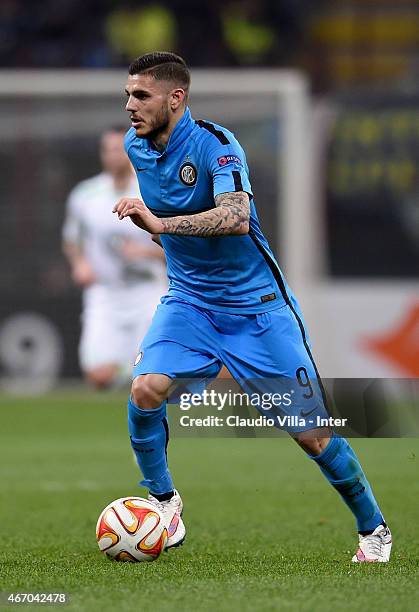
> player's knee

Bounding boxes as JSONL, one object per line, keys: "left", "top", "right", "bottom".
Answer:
{"left": 131, "top": 375, "right": 166, "bottom": 409}
{"left": 294, "top": 428, "right": 331, "bottom": 456}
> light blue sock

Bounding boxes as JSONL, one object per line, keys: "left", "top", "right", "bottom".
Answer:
{"left": 310, "top": 435, "right": 385, "bottom": 533}
{"left": 128, "top": 395, "right": 174, "bottom": 496}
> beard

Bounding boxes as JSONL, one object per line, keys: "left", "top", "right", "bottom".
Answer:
{"left": 142, "top": 104, "right": 170, "bottom": 141}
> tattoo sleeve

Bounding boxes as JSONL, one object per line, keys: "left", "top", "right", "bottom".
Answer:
{"left": 161, "top": 191, "right": 250, "bottom": 237}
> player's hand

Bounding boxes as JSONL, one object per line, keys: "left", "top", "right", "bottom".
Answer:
{"left": 72, "top": 258, "right": 96, "bottom": 287}
{"left": 112, "top": 198, "right": 164, "bottom": 234}
{"left": 119, "top": 239, "right": 159, "bottom": 260}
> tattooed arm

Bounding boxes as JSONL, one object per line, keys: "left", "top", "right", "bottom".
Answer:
{"left": 113, "top": 192, "right": 250, "bottom": 237}
{"left": 161, "top": 191, "right": 249, "bottom": 237}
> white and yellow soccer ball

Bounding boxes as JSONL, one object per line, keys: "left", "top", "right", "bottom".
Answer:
{"left": 96, "top": 497, "right": 168, "bottom": 562}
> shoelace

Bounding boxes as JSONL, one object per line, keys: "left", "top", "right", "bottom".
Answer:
{"left": 148, "top": 495, "right": 166, "bottom": 513}
{"left": 149, "top": 495, "right": 180, "bottom": 516}
{"left": 363, "top": 533, "right": 385, "bottom": 557}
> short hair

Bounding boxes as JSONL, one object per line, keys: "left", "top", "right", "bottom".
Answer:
{"left": 128, "top": 52, "right": 190, "bottom": 92}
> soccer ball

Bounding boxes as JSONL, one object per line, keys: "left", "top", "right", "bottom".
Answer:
{"left": 96, "top": 497, "right": 168, "bottom": 562}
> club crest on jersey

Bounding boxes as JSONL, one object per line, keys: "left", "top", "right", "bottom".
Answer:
{"left": 179, "top": 162, "right": 197, "bottom": 186}
{"left": 134, "top": 351, "right": 143, "bottom": 366}
{"left": 217, "top": 155, "right": 242, "bottom": 167}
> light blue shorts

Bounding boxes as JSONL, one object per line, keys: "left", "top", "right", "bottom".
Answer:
{"left": 132, "top": 295, "right": 329, "bottom": 432}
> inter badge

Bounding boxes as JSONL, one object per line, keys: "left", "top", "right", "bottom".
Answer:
{"left": 179, "top": 162, "right": 197, "bottom": 186}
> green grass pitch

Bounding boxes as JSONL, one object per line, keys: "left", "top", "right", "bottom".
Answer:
{"left": 0, "top": 391, "right": 418, "bottom": 612}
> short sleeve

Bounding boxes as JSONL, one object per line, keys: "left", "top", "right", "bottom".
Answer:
{"left": 205, "top": 138, "right": 253, "bottom": 198}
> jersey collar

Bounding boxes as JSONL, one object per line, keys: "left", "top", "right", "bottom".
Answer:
{"left": 143, "top": 107, "right": 194, "bottom": 158}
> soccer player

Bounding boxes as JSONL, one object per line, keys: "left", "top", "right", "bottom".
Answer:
{"left": 114, "top": 52, "right": 392, "bottom": 562}
{"left": 63, "top": 126, "right": 167, "bottom": 389}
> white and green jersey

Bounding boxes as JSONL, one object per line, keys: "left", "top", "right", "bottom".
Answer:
{"left": 62, "top": 172, "right": 165, "bottom": 287}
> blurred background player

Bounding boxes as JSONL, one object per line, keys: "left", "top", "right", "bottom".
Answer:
{"left": 62, "top": 126, "right": 167, "bottom": 389}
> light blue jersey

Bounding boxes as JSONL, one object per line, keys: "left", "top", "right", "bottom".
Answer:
{"left": 125, "top": 107, "right": 291, "bottom": 314}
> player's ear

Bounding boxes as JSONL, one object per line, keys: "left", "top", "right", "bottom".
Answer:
{"left": 170, "top": 88, "right": 186, "bottom": 111}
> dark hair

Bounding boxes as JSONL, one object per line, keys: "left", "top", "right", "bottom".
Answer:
{"left": 128, "top": 52, "right": 190, "bottom": 91}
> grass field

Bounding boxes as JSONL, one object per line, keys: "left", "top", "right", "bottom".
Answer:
{"left": 0, "top": 391, "right": 418, "bottom": 612}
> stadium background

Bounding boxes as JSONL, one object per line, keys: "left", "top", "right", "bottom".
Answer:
{"left": 0, "top": 2, "right": 418, "bottom": 610}
{"left": 0, "top": 0, "right": 418, "bottom": 388}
